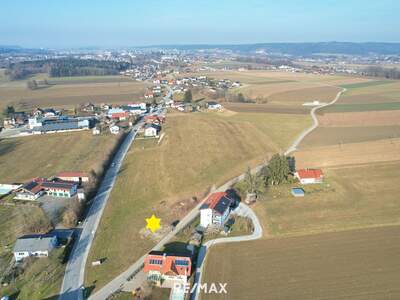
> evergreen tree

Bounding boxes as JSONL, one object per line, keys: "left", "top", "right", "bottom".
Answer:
{"left": 183, "top": 90, "right": 193, "bottom": 103}
{"left": 264, "top": 154, "right": 291, "bottom": 185}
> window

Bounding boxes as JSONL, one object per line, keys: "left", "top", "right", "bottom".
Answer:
{"left": 149, "top": 259, "right": 163, "bottom": 265}
{"left": 175, "top": 259, "right": 189, "bottom": 266}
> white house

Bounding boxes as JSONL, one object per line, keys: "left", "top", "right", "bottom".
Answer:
{"left": 14, "top": 180, "right": 44, "bottom": 201}
{"left": 144, "top": 124, "right": 161, "bottom": 137}
{"left": 207, "top": 101, "right": 223, "bottom": 110}
{"left": 200, "top": 192, "right": 234, "bottom": 228}
{"left": 13, "top": 234, "right": 58, "bottom": 262}
{"left": 28, "top": 117, "right": 43, "bottom": 129}
{"left": 110, "top": 125, "right": 120, "bottom": 135}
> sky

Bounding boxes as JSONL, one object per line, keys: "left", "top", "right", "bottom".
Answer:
{"left": 1, "top": 0, "right": 400, "bottom": 48}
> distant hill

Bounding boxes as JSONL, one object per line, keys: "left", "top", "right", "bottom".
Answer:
{"left": 146, "top": 42, "right": 400, "bottom": 56}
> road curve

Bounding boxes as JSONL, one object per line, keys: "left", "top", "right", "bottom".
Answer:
{"left": 87, "top": 87, "right": 347, "bottom": 299}
{"left": 190, "top": 87, "right": 346, "bottom": 300}
{"left": 285, "top": 87, "right": 346, "bottom": 155}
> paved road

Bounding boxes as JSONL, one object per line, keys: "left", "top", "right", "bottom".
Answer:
{"left": 59, "top": 121, "right": 144, "bottom": 300}
{"left": 87, "top": 87, "right": 347, "bottom": 299}
{"left": 285, "top": 88, "right": 346, "bottom": 155}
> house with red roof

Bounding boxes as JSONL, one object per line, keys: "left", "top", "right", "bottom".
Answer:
{"left": 294, "top": 169, "right": 324, "bottom": 184}
{"left": 200, "top": 192, "right": 234, "bottom": 228}
{"left": 56, "top": 171, "right": 89, "bottom": 184}
{"left": 14, "top": 177, "right": 78, "bottom": 200}
{"left": 144, "top": 251, "right": 192, "bottom": 286}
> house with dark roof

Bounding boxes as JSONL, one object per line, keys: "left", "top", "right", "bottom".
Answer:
{"left": 143, "top": 251, "right": 192, "bottom": 286}
{"left": 13, "top": 234, "right": 58, "bottom": 262}
{"left": 41, "top": 180, "right": 78, "bottom": 198}
{"left": 14, "top": 179, "right": 45, "bottom": 201}
{"left": 200, "top": 192, "right": 234, "bottom": 228}
{"left": 144, "top": 123, "right": 161, "bottom": 137}
{"left": 14, "top": 178, "right": 78, "bottom": 200}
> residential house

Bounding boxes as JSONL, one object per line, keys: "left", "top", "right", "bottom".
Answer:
{"left": 144, "top": 115, "right": 164, "bottom": 125}
{"left": 14, "top": 179, "right": 44, "bottom": 201}
{"left": 200, "top": 192, "right": 234, "bottom": 228}
{"left": 207, "top": 101, "right": 223, "bottom": 110}
{"left": 144, "top": 123, "right": 161, "bottom": 137}
{"left": 144, "top": 251, "right": 192, "bottom": 286}
{"left": 56, "top": 171, "right": 89, "bottom": 184}
{"left": 108, "top": 108, "right": 129, "bottom": 121}
{"left": 294, "top": 169, "right": 324, "bottom": 184}
{"left": 41, "top": 180, "right": 78, "bottom": 198}
{"left": 13, "top": 234, "right": 58, "bottom": 262}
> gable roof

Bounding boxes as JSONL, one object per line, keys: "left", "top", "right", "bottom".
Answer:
{"left": 41, "top": 181, "right": 76, "bottom": 191}
{"left": 296, "top": 169, "right": 323, "bottom": 179}
{"left": 19, "top": 179, "right": 44, "bottom": 194}
{"left": 13, "top": 234, "right": 56, "bottom": 253}
{"left": 144, "top": 251, "right": 192, "bottom": 277}
{"left": 200, "top": 192, "right": 233, "bottom": 215}
{"left": 57, "top": 171, "right": 88, "bottom": 178}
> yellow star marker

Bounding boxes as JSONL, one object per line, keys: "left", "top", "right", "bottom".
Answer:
{"left": 146, "top": 214, "right": 161, "bottom": 233}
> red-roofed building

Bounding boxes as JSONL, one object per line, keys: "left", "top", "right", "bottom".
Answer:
{"left": 56, "top": 172, "right": 89, "bottom": 183}
{"left": 200, "top": 192, "right": 234, "bottom": 228}
{"left": 295, "top": 169, "right": 324, "bottom": 184}
{"left": 144, "top": 251, "right": 192, "bottom": 286}
{"left": 110, "top": 111, "right": 129, "bottom": 121}
{"left": 144, "top": 115, "right": 165, "bottom": 125}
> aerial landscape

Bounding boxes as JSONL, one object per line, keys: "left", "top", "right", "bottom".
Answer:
{"left": 1, "top": 1, "right": 400, "bottom": 300}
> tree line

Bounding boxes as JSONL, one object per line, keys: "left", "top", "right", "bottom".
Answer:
{"left": 237, "top": 153, "right": 296, "bottom": 199}
{"left": 361, "top": 66, "right": 400, "bottom": 80}
{"left": 5, "top": 58, "right": 131, "bottom": 80}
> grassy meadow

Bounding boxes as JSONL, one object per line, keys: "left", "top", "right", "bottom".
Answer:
{"left": 85, "top": 111, "right": 310, "bottom": 290}
{"left": 0, "top": 131, "right": 119, "bottom": 182}
{"left": 0, "top": 131, "right": 120, "bottom": 299}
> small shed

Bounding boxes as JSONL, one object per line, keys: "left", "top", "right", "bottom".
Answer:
{"left": 291, "top": 188, "right": 305, "bottom": 197}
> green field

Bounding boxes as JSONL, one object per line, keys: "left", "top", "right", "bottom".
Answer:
{"left": 321, "top": 101, "right": 400, "bottom": 113}
{"left": 299, "top": 125, "right": 400, "bottom": 147}
{"left": 339, "top": 80, "right": 393, "bottom": 89}
{"left": 85, "top": 111, "right": 310, "bottom": 290}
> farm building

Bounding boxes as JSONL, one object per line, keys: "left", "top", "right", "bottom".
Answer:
{"left": 13, "top": 234, "right": 58, "bottom": 262}
{"left": 144, "top": 251, "right": 192, "bottom": 285}
{"left": 56, "top": 171, "right": 89, "bottom": 183}
{"left": 295, "top": 169, "right": 324, "bottom": 184}
{"left": 29, "top": 116, "right": 92, "bottom": 133}
{"left": 200, "top": 192, "right": 234, "bottom": 228}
